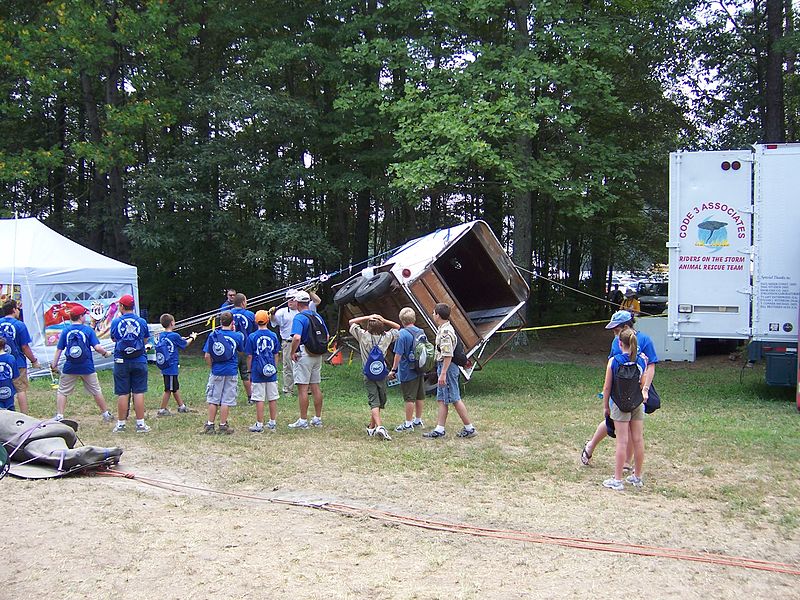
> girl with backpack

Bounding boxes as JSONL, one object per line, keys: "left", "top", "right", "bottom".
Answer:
{"left": 600, "top": 328, "right": 647, "bottom": 491}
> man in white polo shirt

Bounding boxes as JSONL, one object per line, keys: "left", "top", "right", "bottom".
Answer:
{"left": 270, "top": 288, "right": 320, "bottom": 395}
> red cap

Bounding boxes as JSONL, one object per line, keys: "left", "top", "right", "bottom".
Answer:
{"left": 70, "top": 304, "right": 88, "bottom": 317}
{"left": 119, "top": 294, "right": 135, "bottom": 309}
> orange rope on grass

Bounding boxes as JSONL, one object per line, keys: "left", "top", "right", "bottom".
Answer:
{"left": 95, "top": 470, "right": 800, "bottom": 576}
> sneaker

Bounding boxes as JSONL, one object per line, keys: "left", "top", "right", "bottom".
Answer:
{"left": 53, "top": 414, "right": 64, "bottom": 422}
{"left": 412, "top": 419, "right": 425, "bottom": 429}
{"left": 249, "top": 422, "right": 264, "bottom": 433}
{"left": 456, "top": 426, "right": 476, "bottom": 438}
{"left": 603, "top": 477, "right": 624, "bottom": 491}
{"left": 177, "top": 405, "right": 189, "bottom": 414}
{"left": 156, "top": 408, "right": 171, "bottom": 417}
{"left": 101, "top": 411, "right": 113, "bottom": 422}
{"left": 375, "top": 426, "right": 392, "bottom": 441}
{"left": 112, "top": 423, "right": 126, "bottom": 433}
{"left": 626, "top": 474, "right": 644, "bottom": 488}
{"left": 310, "top": 416, "right": 323, "bottom": 428}
{"left": 366, "top": 425, "right": 376, "bottom": 437}
{"left": 623, "top": 464, "right": 634, "bottom": 474}
{"left": 135, "top": 423, "right": 151, "bottom": 433}
{"left": 422, "top": 429, "right": 445, "bottom": 439}
{"left": 218, "top": 423, "right": 234, "bottom": 435}
{"left": 203, "top": 423, "right": 216, "bottom": 435}
{"left": 394, "top": 422, "right": 414, "bottom": 432}
{"left": 288, "top": 419, "right": 309, "bottom": 429}
{"left": 266, "top": 422, "right": 277, "bottom": 432}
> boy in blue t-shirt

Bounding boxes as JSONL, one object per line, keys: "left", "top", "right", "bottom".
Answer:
{"left": 202, "top": 311, "right": 244, "bottom": 434}
{"left": 155, "top": 313, "right": 198, "bottom": 417}
{"left": 0, "top": 338, "right": 20, "bottom": 411}
{"left": 245, "top": 310, "right": 280, "bottom": 432}
{"left": 50, "top": 304, "right": 112, "bottom": 422}
{"left": 230, "top": 293, "right": 256, "bottom": 403}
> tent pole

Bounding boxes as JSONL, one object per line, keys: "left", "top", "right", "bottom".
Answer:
{"left": 10, "top": 211, "right": 18, "bottom": 301}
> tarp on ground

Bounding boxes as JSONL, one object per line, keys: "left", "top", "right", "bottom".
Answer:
{"left": 0, "top": 217, "right": 139, "bottom": 372}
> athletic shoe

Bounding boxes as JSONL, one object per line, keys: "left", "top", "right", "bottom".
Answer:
{"left": 112, "top": 423, "right": 126, "bottom": 433}
{"left": 422, "top": 429, "right": 445, "bottom": 439}
{"left": 249, "top": 422, "right": 264, "bottom": 433}
{"left": 157, "top": 408, "right": 171, "bottom": 417}
{"left": 218, "top": 423, "right": 234, "bottom": 435}
{"left": 135, "top": 423, "right": 151, "bottom": 433}
{"left": 456, "top": 426, "right": 476, "bottom": 438}
{"left": 366, "top": 425, "right": 376, "bottom": 437}
{"left": 394, "top": 423, "right": 414, "bottom": 432}
{"left": 288, "top": 419, "right": 309, "bottom": 429}
{"left": 626, "top": 475, "right": 644, "bottom": 488}
{"left": 412, "top": 419, "right": 425, "bottom": 429}
{"left": 101, "top": 411, "right": 113, "bottom": 422}
{"left": 310, "top": 416, "right": 323, "bottom": 428}
{"left": 603, "top": 478, "right": 624, "bottom": 491}
{"left": 177, "top": 405, "right": 189, "bottom": 414}
{"left": 375, "top": 426, "right": 392, "bottom": 441}
{"left": 266, "top": 422, "right": 277, "bottom": 432}
{"left": 53, "top": 414, "right": 64, "bottom": 422}
{"left": 203, "top": 423, "right": 216, "bottom": 435}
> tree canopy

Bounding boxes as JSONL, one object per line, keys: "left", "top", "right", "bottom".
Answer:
{"left": 1, "top": 0, "right": 797, "bottom": 320}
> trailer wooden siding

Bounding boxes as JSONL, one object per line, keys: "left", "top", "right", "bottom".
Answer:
{"left": 411, "top": 268, "right": 480, "bottom": 350}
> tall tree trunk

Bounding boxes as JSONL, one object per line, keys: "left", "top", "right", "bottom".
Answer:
{"left": 765, "top": 0, "right": 786, "bottom": 142}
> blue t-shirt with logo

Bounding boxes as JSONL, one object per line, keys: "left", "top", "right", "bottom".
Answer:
{"left": 395, "top": 325, "right": 423, "bottom": 382}
{"left": 110, "top": 313, "right": 150, "bottom": 364}
{"left": 0, "top": 316, "right": 32, "bottom": 369}
{"left": 155, "top": 331, "right": 188, "bottom": 376}
{"left": 245, "top": 329, "right": 280, "bottom": 383}
{"left": 203, "top": 329, "right": 244, "bottom": 376}
{"left": 0, "top": 352, "right": 20, "bottom": 410}
{"left": 57, "top": 323, "right": 101, "bottom": 375}
{"left": 290, "top": 310, "right": 329, "bottom": 347}
{"left": 230, "top": 308, "right": 256, "bottom": 339}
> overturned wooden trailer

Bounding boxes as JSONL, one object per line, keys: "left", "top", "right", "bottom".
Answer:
{"left": 333, "top": 220, "right": 529, "bottom": 378}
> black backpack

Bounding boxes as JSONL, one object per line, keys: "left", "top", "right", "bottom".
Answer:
{"left": 301, "top": 311, "right": 329, "bottom": 355}
{"left": 452, "top": 338, "right": 468, "bottom": 367}
{"left": 611, "top": 356, "right": 644, "bottom": 413}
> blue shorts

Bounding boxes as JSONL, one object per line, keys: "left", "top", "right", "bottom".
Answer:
{"left": 436, "top": 361, "right": 461, "bottom": 404}
{"left": 113, "top": 361, "right": 149, "bottom": 395}
{"left": 0, "top": 394, "right": 16, "bottom": 411}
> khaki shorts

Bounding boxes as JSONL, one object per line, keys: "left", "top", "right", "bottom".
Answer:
{"left": 365, "top": 378, "right": 388, "bottom": 409}
{"left": 13, "top": 368, "right": 29, "bottom": 393}
{"left": 206, "top": 375, "right": 238, "bottom": 406}
{"left": 58, "top": 373, "right": 103, "bottom": 397}
{"left": 294, "top": 351, "right": 322, "bottom": 385}
{"left": 610, "top": 401, "right": 645, "bottom": 422}
{"left": 400, "top": 376, "right": 425, "bottom": 402}
{"left": 252, "top": 381, "right": 279, "bottom": 402}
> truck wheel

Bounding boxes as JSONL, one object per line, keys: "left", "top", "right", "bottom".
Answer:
{"left": 333, "top": 276, "right": 365, "bottom": 306}
{"left": 354, "top": 272, "right": 394, "bottom": 303}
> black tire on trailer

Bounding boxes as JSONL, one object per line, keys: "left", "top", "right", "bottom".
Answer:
{"left": 354, "top": 272, "right": 394, "bottom": 304}
{"left": 333, "top": 276, "right": 366, "bottom": 306}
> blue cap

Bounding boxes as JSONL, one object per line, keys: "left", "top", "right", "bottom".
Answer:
{"left": 605, "top": 310, "right": 633, "bottom": 329}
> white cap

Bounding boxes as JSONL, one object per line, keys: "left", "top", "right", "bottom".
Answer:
{"left": 285, "top": 289, "right": 299, "bottom": 299}
{"left": 294, "top": 291, "right": 311, "bottom": 303}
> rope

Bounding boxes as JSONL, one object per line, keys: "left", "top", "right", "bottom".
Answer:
{"left": 96, "top": 469, "right": 800, "bottom": 576}
{"left": 514, "top": 264, "right": 664, "bottom": 318}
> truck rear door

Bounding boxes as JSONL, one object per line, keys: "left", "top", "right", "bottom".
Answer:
{"left": 752, "top": 144, "right": 800, "bottom": 343}
{"left": 667, "top": 150, "right": 753, "bottom": 339}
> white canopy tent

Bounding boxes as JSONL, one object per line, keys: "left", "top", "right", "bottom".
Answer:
{"left": 0, "top": 217, "right": 139, "bottom": 372}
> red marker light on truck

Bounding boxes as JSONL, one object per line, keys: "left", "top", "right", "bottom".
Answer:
{"left": 402, "top": 268, "right": 411, "bottom": 278}
{"left": 721, "top": 161, "right": 731, "bottom": 170}
{"left": 732, "top": 161, "right": 741, "bottom": 170}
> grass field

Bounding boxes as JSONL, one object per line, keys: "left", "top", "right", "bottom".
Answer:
{"left": 19, "top": 352, "right": 800, "bottom": 533}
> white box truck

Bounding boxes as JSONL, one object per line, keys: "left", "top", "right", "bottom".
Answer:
{"left": 667, "top": 144, "right": 800, "bottom": 387}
